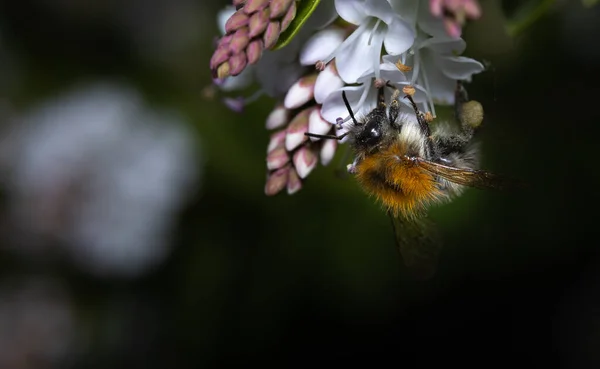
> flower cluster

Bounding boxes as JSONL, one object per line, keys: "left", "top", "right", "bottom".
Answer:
{"left": 210, "top": 0, "right": 484, "bottom": 196}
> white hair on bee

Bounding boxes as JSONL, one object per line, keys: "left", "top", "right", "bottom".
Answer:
{"left": 396, "top": 111, "right": 427, "bottom": 158}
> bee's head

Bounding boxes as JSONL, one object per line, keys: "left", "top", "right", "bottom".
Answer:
{"left": 352, "top": 107, "right": 388, "bottom": 151}
{"left": 356, "top": 119, "right": 382, "bottom": 147}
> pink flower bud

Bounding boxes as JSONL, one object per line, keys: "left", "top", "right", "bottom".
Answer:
{"left": 228, "top": 53, "right": 247, "bottom": 76}
{"left": 244, "top": 0, "right": 270, "bottom": 14}
{"left": 285, "top": 108, "right": 310, "bottom": 151}
{"left": 246, "top": 39, "right": 264, "bottom": 65}
{"left": 283, "top": 74, "right": 317, "bottom": 109}
{"left": 265, "top": 165, "right": 289, "bottom": 196}
{"left": 267, "top": 129, "right": 287, "bottom": 153}
{"left": 320, "top": 137, "right": 337, "bottom": 166}
{"left": 267, "top": 146, "right": 290, "bottom": 170}
{"left": 307, "top": 107, "right": 331, "bottom": 140}
{"left": 225, "top": 10, "right": 250, "bottom": 34}
{"left": 209, "top": 46, "right": 230, "bottom": 70}
{"left": 263, "top": 21, "right": 281, "bottom": 49}
{"left": 293, "top": 146, "right": 317, "bottom": 179}
{"left": 287, "top": 167, "right": 302, "bottom": 194}
{"left": 229, "top": 27, "right": 250, "bottom": 55}
{"left": 280, "top": 1, "right": 296, "bottom": 32}
{"left": 270, "top": 0, "right": 294, "bottom": 19}
{"left": 248, "top": 8, "right": 270, "bottom": 38}
{"left": 266, "top": 104, "right": 289, "bottom": 130}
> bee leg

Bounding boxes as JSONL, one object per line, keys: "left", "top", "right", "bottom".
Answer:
{"left": 376, "top": 81, "right": 387, "bottom": 108}
{"left": 436, "top": 81, "right": 484, "bottom": 156}
{"left": 404, "top": 94, "right": 436, "bottom": 159}
{"left": 455, "top": 81, "right": 484, "bottom": 140}
{"left": 388, "top": 87, "right": 401, "bottom": 125}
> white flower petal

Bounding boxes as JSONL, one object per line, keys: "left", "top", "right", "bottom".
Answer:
{"left": 436, "top": 55, "right": 485, "bottom": 80}
{"left": 426, "top": 37, "right": 466, "bottom": 55}
{"left": 314, "top": 64, "right": 345, "bottom": 103}
{"left": 389, "top": 0, "right": 420, "bottom": 29}
{"left": 320, "top": 85, "right": 365, "bottom": 123}
{"left": 362, "top": 0, "right": 396, "bottom": 24}
{"left": 335, "top": 29, "right": 379, "bottom": 83}
{"left": 383, "top": 16, "right": 415, "bottom": 55}
{"left": 334, "top": 0, "right": 368, "bottom": 25}
{"left": 423, "top": 64, "right": 456, "bottom": 105}
{"left": 300, "top": 28, "right": 346, "bottom": 66}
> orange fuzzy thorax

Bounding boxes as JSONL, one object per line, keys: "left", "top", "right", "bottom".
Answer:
{"left": 354, "top": 141, "right": 442, "bottom": 218}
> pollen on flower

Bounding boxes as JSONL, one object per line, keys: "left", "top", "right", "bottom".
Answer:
{"left": 402, "top": 85, "right": 416, "bottom": 96}
{"left": 424, "top": 111, "right": 435, "bottom": 122}
{"left": 315, "top": 60, "right": 326, "bottom": 71}
{"left": 395, "top": 60, "right": 412, "bottom": 72}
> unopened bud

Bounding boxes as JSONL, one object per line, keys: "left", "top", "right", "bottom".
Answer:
{"left": 225, "top": 10, "right": 250, "bottom": 34}
{"left": 270, "top": 0, "right": 295, "bottom": 18}
{"left": 263, "top": 21, "right": 281, "bottom": 49}
{"left": 244, "top": 0, "right": 270, "bottom": 14}
{"left": 265, "top": 165, "right": 290, "bottom": 196}
{"left": 287, "top": 167, "right": 302, "bottom": 194}
{"left": 248, "top": 8, "right": 270, "bottom": 37}
{"left": 229, "top": 27, "right": 250, "bottom": 54}
{"left": 216, "top": 62, "right": 230, "bottom": 79}
{"left": 247, "top": 39, "right": 263, "bottom": 64}
{"left": 280, "top": 1, "right": 296, "bottom": 32}
{"left": 228, "top": 53, "right": 247, "bottom": 76}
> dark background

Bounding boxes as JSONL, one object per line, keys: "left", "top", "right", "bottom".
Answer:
{"left": 0, "top": 0, "right": 599, "bottom": 368}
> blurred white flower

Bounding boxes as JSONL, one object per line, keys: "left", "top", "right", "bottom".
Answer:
{"left": 0, "top": 83, "right": 200, "bottom": 278}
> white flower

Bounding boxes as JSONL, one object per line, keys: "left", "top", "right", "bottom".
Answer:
{"left": 308, "top": 0, "right": 415, "bottom": 84}
{"left": 388, "top": 33, "right": 484, "bottom": 116}
{"left": 1, "top": 83, "right": 199, "bottom": 278}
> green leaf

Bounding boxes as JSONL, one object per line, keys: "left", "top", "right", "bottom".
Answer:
{"left": 271, "top": 0, "right": 321, "bottom": 51}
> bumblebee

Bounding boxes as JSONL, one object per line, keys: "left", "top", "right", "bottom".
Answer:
{"left": 305, "top": 82, "right": 515, "bottom": 279}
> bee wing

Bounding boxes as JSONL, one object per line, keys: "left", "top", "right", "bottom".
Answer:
{"left": 414, "top": 157, "right": 522, "bottom": 190}
{"left": 388, "top": 211, "right": 442, "bottom": 280}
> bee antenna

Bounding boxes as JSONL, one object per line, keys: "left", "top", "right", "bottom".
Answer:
{"left": 304, "top": 132, "right": 349, "bottom": 141}
{"left": 342, "top": 91, "right": 360, "bottom": 126}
